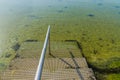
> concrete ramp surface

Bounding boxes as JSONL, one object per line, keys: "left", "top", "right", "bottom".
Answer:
{"left": 0, "top": 41, "right": 96, "bottom": 80}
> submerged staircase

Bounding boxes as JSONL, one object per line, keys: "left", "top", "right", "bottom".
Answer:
{"left": 0, "top": 26, "right": 96, "bottom": 80}
{"left": 0, "top": 41, "right": 96, "bottom": 80}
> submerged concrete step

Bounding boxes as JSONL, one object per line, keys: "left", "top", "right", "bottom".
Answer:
{"left": 0, "top": 68, "right": 95, "bottom": 80}
{"left": 43, "top": 58, "right": 88, "bottom": 71}
{"left": 42, "top": 68, "right": 95, "bottom": 80}
{"left": 0, "top": 41, "right": 96, "bottom": 80}
{"left": 0, "top": 57, "right": 96, "bottom": 80}
{"left": 17, "top": 41, "right": 82, "bottom": 58}
{"left": 0, "top": 70, "right": 36, "bottom": 80}
{"left": 8, "top": 58, "right": 88, "bottom": 71}
{"left": 8, "top": 58, "right": 39, "bottom": 70}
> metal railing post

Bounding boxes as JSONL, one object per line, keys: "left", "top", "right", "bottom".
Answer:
{"left": 34, "top": 25, "right": 50, "bottom": 80}
{"left": 49, "top": 29, "right": 51, "bottom": 55}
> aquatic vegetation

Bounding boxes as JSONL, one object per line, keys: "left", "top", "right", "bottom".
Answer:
{"left": 64, "top": 6, "right": 68, "bottom": 9}
{"left": 24, "top": 40, "right": 38, "bottom": 42}
{"left": 97, "top": 3, "right": 103, "bottom": 6}
{"left": 75, "top": 24, "right": 79, "bottom": 26}
{"left": 98, "top": 38, "right": 103, "bottom": 41}
{"left": 0, "top": 62, "right": 6, "bottom": 70}
{"left": 107, "top": 57, "right": 120, "bottom": 69}
{"left": 114, "top": 6, "right": 120, "bottom": 8}
{"left": 48, "top": 5, "right": 52, "bottom": 7}
{"left": 57, "top": 10, "right": 64, "bottom": 13}
{"left": 28, "top": 15, "right": 40, "bottom": 19}
{"left": 0, "top": 0, "right": 120, "bottom": 79}
{"left": 93, "top": 49, "right": 98, "bottom": 54}
{"left": 24, "top": 25, "right": 30, "bottom": 27}
{"left": 111, "top": 39, "right": 115, "bottom": 44}
{"left": 5, "top": 53, "right": 12, "bottom": 58}
{"left": 87, "top": 14, "right": 95, "bottom": 17}
{"left": 12, "top": 43, "right": 20, "bottom": 51}
{"left": 106, "top": 74, "right": 120, "bottom": 80}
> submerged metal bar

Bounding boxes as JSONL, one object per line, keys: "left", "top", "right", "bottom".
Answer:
{"left": 34, "top": 25, "right": 50, "bottom": 80}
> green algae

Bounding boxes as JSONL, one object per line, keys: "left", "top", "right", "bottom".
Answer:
{"left": 106, "top": 74, "right": 120, "bottom": 80}
{"left": 0, "top": 0, "right": 120, "bottom": 79}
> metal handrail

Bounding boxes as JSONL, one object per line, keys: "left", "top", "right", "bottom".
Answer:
{"left": 34, "top": 25, "right": 50, "bottom": 80}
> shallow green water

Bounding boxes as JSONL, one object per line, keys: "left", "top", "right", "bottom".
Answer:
{"left": 0, "top": 0, "right": 120, "bottom": 79}
{"left": 0, "top": 0, "right": 120, "bottom": 53}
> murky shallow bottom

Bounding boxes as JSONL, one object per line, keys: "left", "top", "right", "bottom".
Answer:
{"left": 0, "top": 0, "right": 120, "bottom": 48}
{"left": 0, "top": 0, "right": 120, "bottom": 79}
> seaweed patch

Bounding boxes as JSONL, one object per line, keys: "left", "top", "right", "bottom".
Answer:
{"left": 57, "top": 10, "right": 64, "bottom": 13}
{"left": 97, "top": 3, "right": 103, "bottom": 6}
{"left": 82, "top": 33, "right": 86, "bottom": 36}
{"left": 48, "top": 5, "right": 52, "bottom": 7}
{"left": 93, "top": 49, "right": 98, "bottom": 54}
{"left": 114, "top": 6, "right": 120, "bottom": 8}
{"left": 64, "top": 6, "right": 68, "bottom": 9}
{"left": 24, "top": 39, "right": 38, "bottom": 42}
{"left": 28, "top": 15, "right": 40, "bottom": 19}
{"left": 24, "top": 25, "right": 30, "bottom": 27}
{"left": 88, "top": 14, "right": 95, "bottom": 17}
{"left": 111, "top": 39, "right": 115, "bottom": 44}
{"left": 75, "top": 24, "right": 78, "bottom": 26}
{"left": 12, "top": 43, "right": 20, "bottom": 51}
{"left": 98, "top": 38, "right": 103, "bottom": 41}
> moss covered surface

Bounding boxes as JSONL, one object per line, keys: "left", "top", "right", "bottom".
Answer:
{"left": 106, "top": 74, "right": 120, "bottom": 80}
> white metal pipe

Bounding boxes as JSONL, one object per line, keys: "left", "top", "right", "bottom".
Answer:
{"left": 34, "top": 25, "right": 50, "bottom": 80}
